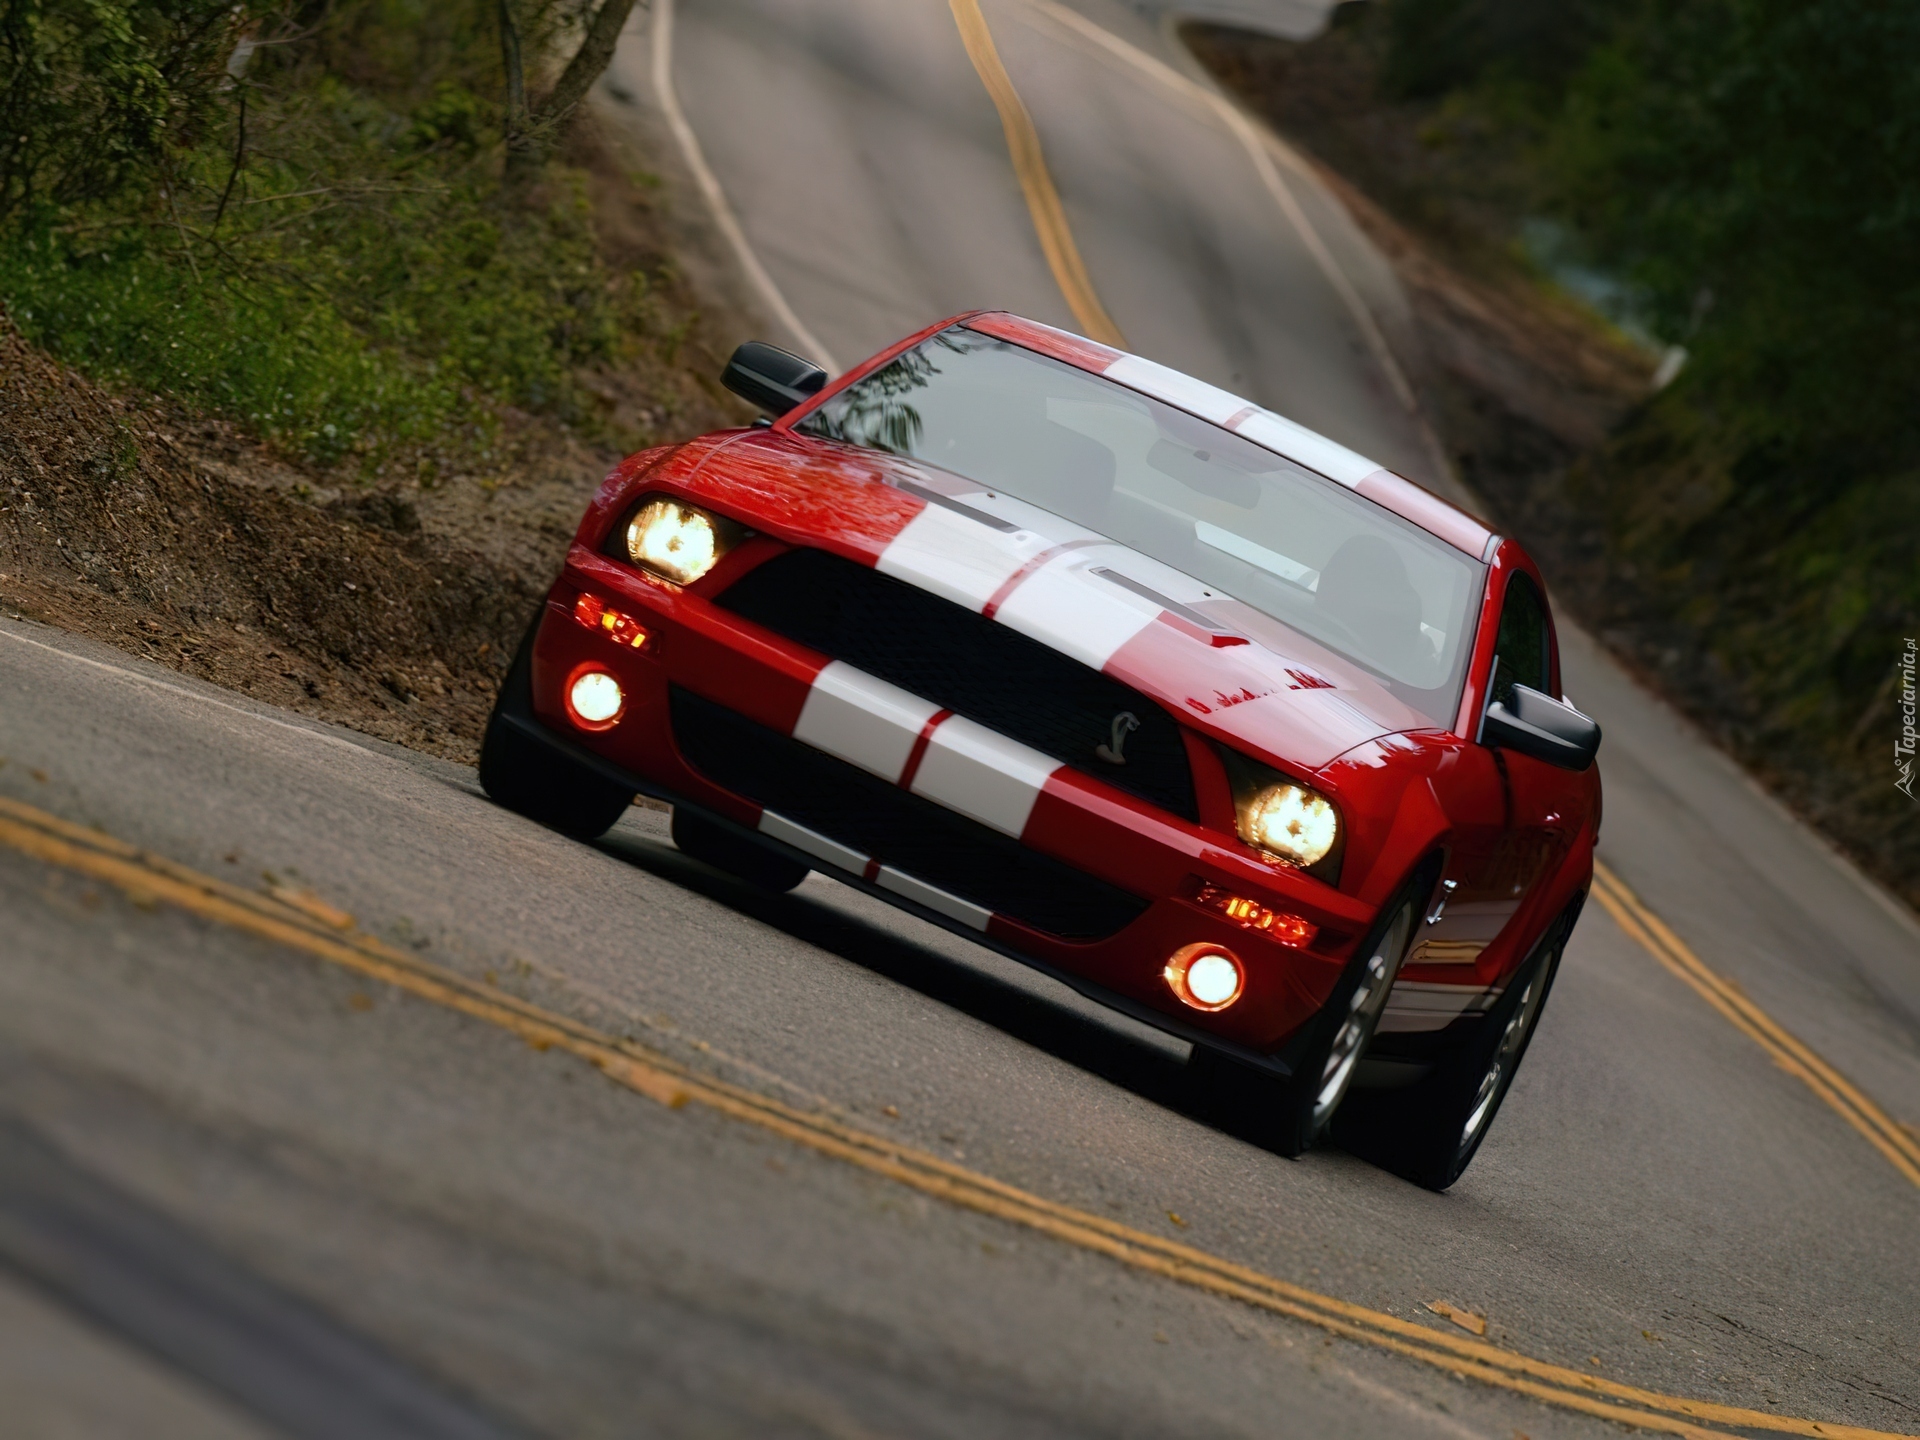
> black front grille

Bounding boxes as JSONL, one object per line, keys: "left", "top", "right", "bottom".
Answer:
{"left": 714, "top": 547, "right": 1197, "bottom": 821}
{"left": 671, "top": 688, "right": 1150, "bottom": 941}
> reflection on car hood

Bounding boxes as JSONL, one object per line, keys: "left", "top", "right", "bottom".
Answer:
{"left": 678, "top": 431, "right": 1444, "bottom": 772}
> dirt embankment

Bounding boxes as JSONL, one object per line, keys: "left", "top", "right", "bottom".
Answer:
{"left": 1, "top": 316, "right": 527, "bottom": 755}
{"left": 0, "top": 117, "right": 748, "bottom": 760}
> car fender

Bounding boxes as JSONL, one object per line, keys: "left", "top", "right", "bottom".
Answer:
{"left": 1356, "top": 773, "right": 1451, "bottom": 915}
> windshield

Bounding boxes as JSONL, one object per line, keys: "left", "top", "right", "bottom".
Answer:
{"left": 798, "top": 327, "right": 1483, "bottom": 725}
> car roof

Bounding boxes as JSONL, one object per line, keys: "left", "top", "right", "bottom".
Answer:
{"left": 833, "top": 310, "right": 1495, "bottom": 561}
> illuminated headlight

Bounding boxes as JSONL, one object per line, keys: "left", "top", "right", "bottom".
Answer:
{"left": 625, "top": 497, "right": 732, "bottom": 585}
{"left": 1241, "top": 782, "right": 1338, "bottom": 867}
{"left": 1220, "top": 748, "right": 1342, "bottom": 876}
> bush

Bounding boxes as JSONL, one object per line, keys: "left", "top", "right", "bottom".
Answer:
{"left": 0, "top": 0, "right": 652, "bottom": 466}
{"left": 1367, "top": 0, "right": 1920, "bottom": 891}
{"left": 1549, "top": 0, "right": 1920, "bottom": 449}
{"left": 0, "top": 220, "right": 463, "bottom": 464}
{"left": 0, "top": 0, "right": 245, "bottom": 220}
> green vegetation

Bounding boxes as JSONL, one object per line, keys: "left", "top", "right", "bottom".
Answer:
{"left": 1374, "top": 0, "right": 1920, "bottom": 887}
{"left": 0, "top": 0, "right": 649, "bottom": 466}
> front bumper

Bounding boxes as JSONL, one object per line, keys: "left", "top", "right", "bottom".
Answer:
{"left": 521, "top": 549, "right": 1383, "bottom": 1071}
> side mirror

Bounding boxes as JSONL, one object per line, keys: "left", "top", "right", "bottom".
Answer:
{"left": 722, "top": 341, "right": 828, "bottom": 417}
{"left": 1482, "top": 684, "right": 1601, "bottom": 771}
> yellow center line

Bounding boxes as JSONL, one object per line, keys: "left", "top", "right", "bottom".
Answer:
{"left": 1590, "top": 860, "right": 1920, "bottom": 1188}
{"left": 940, "top": 0, "right": 1919, "bottom": 1189}
{"left": 948, "top": 0, "right": 1127, "bottom": 349}
{"left": 1, "top": 792, "right": 1909, "bottom": 1440}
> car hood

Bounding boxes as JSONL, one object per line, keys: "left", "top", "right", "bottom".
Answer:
{"left": 674, "top": 431, "right": 1444, "bottom": 772}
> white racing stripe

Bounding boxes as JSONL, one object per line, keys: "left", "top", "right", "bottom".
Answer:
{"left": 996, "top": 544, "right": 1234, "bottom": 668}
{"left": 757, "top": 812, "right": 994, "bottom": 932}
{"left": 792, "top": 661, "right": 944, "bottom": 783}
{"left": 786, "top": 659, "right": 1059, "bottom": 840}
{"left": 1100, "top": 352, "right": 1384, "bottom": 489}
{"left": 1230, "top": 411, "right": 1380, "bottom": 489}
{"left": 758, "top": 811, "right": 869, "bottom": 873}
{"left": 1379, "top": 981, "right": 1499, "bottom": 1034}
{"left": 876, "top": 503, "right": 1041, "bottom": 611}
{"left": 876, "top": 866, "right": 993, "bottom": 931}
{"left": 991, "top": 547, "right": 1159, "bottom": 670}
{"left": 1103, "top": 353, "right": 1247, "bottom": 427}
{"left": 874, "top": 480, "right": 1189, "bottom": 671}
{"left": 910, "top": 714, "right": 1062, "bottom": 839}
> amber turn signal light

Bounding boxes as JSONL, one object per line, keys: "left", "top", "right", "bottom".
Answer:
{"left": 1193, "top": 882, "right": 1316, "bottom": 948}
{"left": 573, "top": 592, "right": 649, "bottom": 650}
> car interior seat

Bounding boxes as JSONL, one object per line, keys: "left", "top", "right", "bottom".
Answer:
{"left": 1314, "top": 535, "right": 1427, "bottom": 678}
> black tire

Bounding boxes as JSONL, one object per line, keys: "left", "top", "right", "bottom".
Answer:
{"left": 1332, "top": 902, "right": 1577, "bottom": 1191}
{"left": 1191, "top": 871, "right": 1430, "bottom": 1158}
{"left": 479, "top": 614, "right": 635, "bottom": 841}
{"left": 671, "top": 808, "right": 808, "bottom": 893}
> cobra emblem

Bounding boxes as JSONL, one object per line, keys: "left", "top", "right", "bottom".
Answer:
{"left": 1095, "top": 711, "right": 1140, "bottom": 766}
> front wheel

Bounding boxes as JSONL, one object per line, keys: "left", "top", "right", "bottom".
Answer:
{"left": 1279, "top": 897, "right": 1417, "bottom": 1155}
{"left": 1332, "top": 907, "right": 1573, "bottom": 1191}
{"left": 1191, "top": 893, "right": 1420, "bottom": 1158}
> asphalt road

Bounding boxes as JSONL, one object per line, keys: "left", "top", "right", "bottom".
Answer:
{"left": 4, "top": 1, "right": 1919, "bottom": 1436}
{"left": 630, "top": 0, "right": 1436, "bottom": 482}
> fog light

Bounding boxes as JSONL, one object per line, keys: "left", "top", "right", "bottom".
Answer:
{"left": 565, "top": 664, "right": 624, "bottom": 731}
{"left": 1165, "top": 942, "right": 1245, "bottom": 1012}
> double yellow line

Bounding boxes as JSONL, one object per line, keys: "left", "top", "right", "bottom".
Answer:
{"left": 1, "top": 792, "right": 1908, "bottom": 1440}
{"left": 1591, "top": 860, "right": 1920, "bottom": 1188}
{"left": 943, "top": 0, "right": 1920, "bottom": 1200}
{"left": 948, "top": 0, "right": 1127, "bottom": 348}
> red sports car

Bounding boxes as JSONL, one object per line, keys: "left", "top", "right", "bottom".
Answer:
{"left": 481, "top": 312, "right": 1601, "bottom": 1189}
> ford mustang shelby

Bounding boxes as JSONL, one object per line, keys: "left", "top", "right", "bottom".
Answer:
{"left": 480, "top": 312, "right": 1601, "bottom": 1190}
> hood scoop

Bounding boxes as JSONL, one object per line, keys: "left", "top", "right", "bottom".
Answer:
{"left": 1090, "top": 568, "right": 1249, "bottom": 648}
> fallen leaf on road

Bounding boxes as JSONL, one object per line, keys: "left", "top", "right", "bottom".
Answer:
{"left": 1425, "top": 1300, "right": 1488, "bottom": 1336}
{"left": 1167, "top": 1212, "right": 1189, "bottom": 1228}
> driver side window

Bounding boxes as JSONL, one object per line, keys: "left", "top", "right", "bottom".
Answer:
{"left": 1490, "top": 574, "right": 1549, "bottom": 706}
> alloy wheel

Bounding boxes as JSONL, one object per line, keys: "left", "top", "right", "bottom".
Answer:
{"left": 1312, "top": 903, "right": 1414, "bottom": 1132}
{"left": 1457, "top": 960, "right": 1551, "bottom": 1159}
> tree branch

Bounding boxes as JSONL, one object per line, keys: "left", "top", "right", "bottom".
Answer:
{"left": 209, "top": 88, "right": 246, "bottom": 237}
{"left": 534, "top": 0, "right": 640, "bottom": 129}
{"left": 498, "top": 0, "right": 528, "bottom": 134}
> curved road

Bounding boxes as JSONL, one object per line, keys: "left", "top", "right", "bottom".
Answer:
{"left": 3, "top": 1, "right": 1917, "bottom": 1435}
